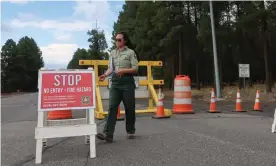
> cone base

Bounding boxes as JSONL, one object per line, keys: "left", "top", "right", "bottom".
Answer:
{"left": 173, "top": 110, "right": 195, "bottom": 114}
{"left": 251, "top": 109, "right": 263, "bottom": 112}
{"left": 207, "top": 110, "right": 221, "bottom": 113}
{"left": 116, "top": 117, "right": 125, "bottom": 121}
{"left": 232, "top": 110, "right": 247, "bottom": 112}
{"left": 152, "top": 115, "right": 170, "bottom": 119}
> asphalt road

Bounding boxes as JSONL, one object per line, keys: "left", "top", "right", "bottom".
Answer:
{"left": 1, "top": 93, "right": 276, "bottom": 166}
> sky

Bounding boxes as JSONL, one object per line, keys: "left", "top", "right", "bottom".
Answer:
{"left": 1, "top": 0, "right": 125, "bottom": 69}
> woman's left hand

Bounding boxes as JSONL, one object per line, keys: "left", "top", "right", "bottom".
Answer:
{"left": 115, "top": 69, "right": 125, "bottom": 77}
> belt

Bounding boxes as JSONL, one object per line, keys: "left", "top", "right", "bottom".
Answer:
{"left": 123, "top": 73, "right": 135, "bottom": 76}
{"left": 112, "top": 73, "right": 134, "bottom": 77}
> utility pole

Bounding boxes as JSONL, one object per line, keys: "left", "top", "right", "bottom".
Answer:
{"left": 209, "top": 0, "right": 222, "bottom": 99}
{"left": 96, "top": 20, "right": 98, "bottom": 29}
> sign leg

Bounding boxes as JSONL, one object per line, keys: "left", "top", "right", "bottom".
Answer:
{"left": 35, "top": 139, "right": 43, "bottom": 164}
{"left": 85, "top": 110, "right": 90, "bottom": 144}
{"left": 35, "top": 112, "right": 44, "bottom": 164}
{"left": 89, "top": 135, "right": 96, "bottom": 158}
{"left": 89, "top": 109, "right": 96, "bottom": 158}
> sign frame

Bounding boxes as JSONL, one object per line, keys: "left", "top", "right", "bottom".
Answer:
{"left": 37, "top": 70, "right": 96, "bottom": 111}
{"left": 238, "top": 64, "right": 250, "bottom": 78}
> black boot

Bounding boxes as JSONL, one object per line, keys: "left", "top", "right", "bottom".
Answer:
{"left": 96, "top": 133, "right": 113, "bottom": 143}
{"left": 127, "top": 133, "right": 135, "bottom": 139}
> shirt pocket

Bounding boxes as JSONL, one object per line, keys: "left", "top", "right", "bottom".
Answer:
{"left": 113, "top": 56, "right": 119, "bottom": 67}
{"left": 120, "top": 54, "right": 131, "bottom": 67}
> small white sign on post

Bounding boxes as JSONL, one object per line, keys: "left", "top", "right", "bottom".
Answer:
{"left": 239, "top": 64, "right": 250, "bottom": 78}
{"left": 239, "top": 64, "right": 250, "bottom": 90}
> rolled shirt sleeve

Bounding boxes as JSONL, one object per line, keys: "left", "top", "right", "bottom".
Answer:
{"left": 130, "top": 50, "right": 139, "bottom": 72}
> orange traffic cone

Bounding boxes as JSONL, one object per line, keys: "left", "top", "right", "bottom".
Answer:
{"left": 252, "top": 90, "right": 262, "bottom": 112}
{"left": 172, "top": 75, "right": 194, "bottom": 114}
{"left": 233, "top": 89, "right": 246, "bottom": 112}
{"left": 152, "top": 88, "right": 170, "bottom": 119}
{"left": 207, "top": 88, "right": 220, "bottom": 113}
{"left": 116, "top": 106, "right": 124, "bottom": 121}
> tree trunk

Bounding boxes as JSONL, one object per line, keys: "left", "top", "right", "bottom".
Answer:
{"left": 194, "top": 3, "right": 200, "bottom": 90}
{"left": 260, "top": 1, "right": 271, "bottom": 92}
{"left": 168, "top": 56, "right": 173, "bottom": 90}
{"left": 236, "top": 2, "right": 244, "bottom": 89}
{"left": 178, "top": 32, "right": 183, "bottom": 74}
{"left": 174, "top": 49, "right": 179, "bottom": 77}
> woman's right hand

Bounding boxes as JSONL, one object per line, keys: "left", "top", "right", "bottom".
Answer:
{"left": 99, "top": 74, "right": 106, "bottom": 81}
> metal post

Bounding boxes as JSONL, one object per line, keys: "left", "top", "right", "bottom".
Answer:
{"left": 243, "top": 77, "right": 246, "bottom": 90}
{"left": 209, "top": 0, "right": 222, "bottom": 98}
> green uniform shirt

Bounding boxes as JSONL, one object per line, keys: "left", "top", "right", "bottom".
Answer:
{"left": 108, "top": 46, "right": 138, "bottom": 72}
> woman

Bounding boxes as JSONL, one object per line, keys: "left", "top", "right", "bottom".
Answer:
{"left": 96, "top": 32, "right": 139, "bottom": 143}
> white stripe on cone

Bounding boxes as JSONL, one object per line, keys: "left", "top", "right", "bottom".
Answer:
{"left": 173, "top": 98, "right": 192, "bottom": 104}
{"left": 157, "top": 98, "right": 163, "bottom": 106}
{"left": 237, "top": 92, "right": 240, "bottom": 98}
{"left": 158, "top": 88, "right": 162, "bottom": 98}
{"left": 157, "top": 88, "right": 164, "bottom": 106}
{"left": 236, "top": 91, "right": 241, "bottom": 103}
{"left": 211, "top": 90, "right": 215, "bottom": 98}
{"left": 174, "top": 80, "right": 189, "bottom": 86}
{"left": 256, "top": 93, "right": 260, "bottom": 98}
{"left": 174, "top": 86, "right": 191, "bottom": 92}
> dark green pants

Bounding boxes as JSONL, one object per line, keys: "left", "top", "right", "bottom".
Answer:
{"left": 103, "top": 75, "right": 136, "bottom": 138}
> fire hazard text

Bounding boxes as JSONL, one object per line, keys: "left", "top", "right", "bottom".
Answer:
{"left": 43, "top": 87, "right": 92, "bottom": 93}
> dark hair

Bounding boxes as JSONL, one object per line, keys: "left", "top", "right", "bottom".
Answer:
{"left": 116, "top": 31, "right": 140, "bottom": 62}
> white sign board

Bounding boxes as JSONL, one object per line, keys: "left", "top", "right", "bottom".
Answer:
{"left": 239, "top": 64, "right": 250, "bottom": 78}
{"left": 35, "top": 68, "right": 97, "bottom": 164}
{"left": 37, "top": 70, "right": 96, "bottom": 111}
{"left": 108, "top": 77, "right": 139, "bottom": 89}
